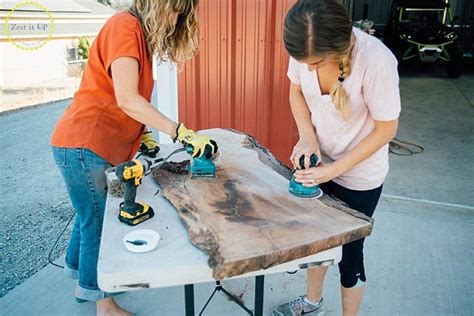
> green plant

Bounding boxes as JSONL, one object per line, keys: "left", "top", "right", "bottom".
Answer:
{"left": 77, "top": 37, "right": 91, "bottom": 60}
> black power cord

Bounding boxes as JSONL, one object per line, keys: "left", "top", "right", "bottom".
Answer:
{"left": 48, "top": 211, "right": 75, "bottom": 268}
{"left": 389, "top": 137, "right": 424, "bottom": 156}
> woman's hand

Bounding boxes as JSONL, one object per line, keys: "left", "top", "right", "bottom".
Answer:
{"left": 290, "top": 136, "right": 321, "bottom": 170}
{"left": 174, "top": 123, "right": 218, "bottom": 158}
{"left": 294, "top": 162, "right": 339, "bottom": 187}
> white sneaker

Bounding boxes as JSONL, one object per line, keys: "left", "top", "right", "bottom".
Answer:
{"left": 273, "top": 296, "right": 323, "bottom": 316}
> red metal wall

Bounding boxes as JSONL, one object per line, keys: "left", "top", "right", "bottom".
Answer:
{"left": 178, "top": 0, "right": 298, "bottom": 166}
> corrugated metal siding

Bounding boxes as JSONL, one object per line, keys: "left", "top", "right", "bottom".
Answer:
{"left": 178, "top": 0, "right": 298, "bottom": 166}
{"left": 449, "top": 0, "right": 472, "bottom": 19}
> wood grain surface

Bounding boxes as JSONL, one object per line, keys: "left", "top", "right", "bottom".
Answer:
{"left": 153, "top": 129, "right": 373, "bottom": 279}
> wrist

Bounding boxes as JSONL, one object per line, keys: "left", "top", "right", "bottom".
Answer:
{"left": 171, "top": 122, "right": 179, "bottom": 141}
{"left": 299, "top": 131, "right": 317, "bottom": 143}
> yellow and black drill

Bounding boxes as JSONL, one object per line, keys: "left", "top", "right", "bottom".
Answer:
{"left": 115, "top": 158, "right": 155, "bottom": 226}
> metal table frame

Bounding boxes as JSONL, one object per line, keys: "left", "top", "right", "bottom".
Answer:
{"left": 183, "top": 275, "right": 263, "bottom": 316}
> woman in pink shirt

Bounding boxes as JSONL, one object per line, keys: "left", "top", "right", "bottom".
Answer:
{"left": 274, "top": 1, "right": 400, "bottom": 315}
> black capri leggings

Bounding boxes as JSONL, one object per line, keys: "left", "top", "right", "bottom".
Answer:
{"left": 319, "top": 181, "right": 383, "bottom": 288}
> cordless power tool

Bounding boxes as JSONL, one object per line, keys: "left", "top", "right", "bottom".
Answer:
{"left": 289, "top": 154, "right": 323, "bottom": 199}
{"left": 186, "top": 145, "right": 217, "bottom": 178}
{"left": 115, "top": 158, "right": 156, "bottom": 226}
{"left": 115, "top": 142, "right": 217, "bottom": 225}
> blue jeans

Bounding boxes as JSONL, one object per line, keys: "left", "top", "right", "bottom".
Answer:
{"left": 52, "top": 147, "right": 112, "bottom": 302}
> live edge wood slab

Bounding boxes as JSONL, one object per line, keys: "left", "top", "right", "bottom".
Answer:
{"left": 153, "top": 129, "right": 373, "bottom": 280}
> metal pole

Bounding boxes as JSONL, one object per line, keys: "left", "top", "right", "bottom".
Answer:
{"left": 254, "top": 275, "right": 265, "bottom": 316}
{"left": 185, "top": 284, "right": 195, "bottom": 316}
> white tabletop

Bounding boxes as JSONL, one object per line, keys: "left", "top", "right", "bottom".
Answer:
{"left": 98, "top": 145, "right": 341, "bottom": 293}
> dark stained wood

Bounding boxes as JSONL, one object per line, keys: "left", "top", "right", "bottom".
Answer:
{"left": 153, "top": 129, "right": 373, "bottom": 279}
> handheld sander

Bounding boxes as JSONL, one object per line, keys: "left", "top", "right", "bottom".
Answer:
{"left": 289, "top": 154, "right": 323, "bottom": 199}
{"left": 186, "top": 145, "right": 217, "bottom": 178}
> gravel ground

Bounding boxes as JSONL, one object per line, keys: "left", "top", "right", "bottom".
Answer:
{"left": 0, "top": 100, "right": 73, "bottom": 297}
{"left": 1, "top": 77, "right": 80, "bottom": 114}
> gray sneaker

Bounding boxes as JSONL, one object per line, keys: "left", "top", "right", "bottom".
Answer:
{"left": 273, "top": 296, "right": 323, "bottom": 316}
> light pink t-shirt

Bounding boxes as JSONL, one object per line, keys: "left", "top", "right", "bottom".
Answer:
{"left": 287, "top": 28, "right": 401, "bottom": 190}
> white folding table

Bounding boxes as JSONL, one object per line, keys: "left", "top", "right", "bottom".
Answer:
{"left": 98, "top": 145, "right": 342, "bottom": 315}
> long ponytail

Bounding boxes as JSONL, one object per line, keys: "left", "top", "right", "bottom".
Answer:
{"left": 330, "top": 47, "right": 352, "bottom": 120}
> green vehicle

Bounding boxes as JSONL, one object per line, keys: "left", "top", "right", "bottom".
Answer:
{"left": 384, "top": 0, "right": 463, "bottom": 78}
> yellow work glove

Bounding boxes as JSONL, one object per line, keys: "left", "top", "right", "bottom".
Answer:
{"left": 173, "top": 123, "right": 218, "bottom": 158}
{"left": 139, "top": 131, "right": 160, "bottom": 158}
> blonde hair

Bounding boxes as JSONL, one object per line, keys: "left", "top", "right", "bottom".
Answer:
{"left": 284, "top": 0, "right": 353, "bottom": 120}
{"left": 330, "top": 41, "right": 354, "bottom": 120}
{"left": 129, "top": 0, "right": 199, "bottom": 63}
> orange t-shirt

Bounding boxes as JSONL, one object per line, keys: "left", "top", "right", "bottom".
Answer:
{"left": 51, "top": 12, "right": 154, "bottom": 166}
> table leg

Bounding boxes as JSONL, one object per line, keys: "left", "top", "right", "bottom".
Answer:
{"left": 254, "top": 275, "right": 264, "bottom": 316}
{"left": 185, "top": 284, "right": 195, "bottom": 316}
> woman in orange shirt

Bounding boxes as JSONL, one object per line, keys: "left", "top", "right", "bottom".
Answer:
{"left": 51, "top": 1, "right": 216, "bottom": 314}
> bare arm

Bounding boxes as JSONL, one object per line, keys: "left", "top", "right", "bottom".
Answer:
{"left": 290, "top": 83, "right": 315, "bottom": 141}
{"left": 111, "top": 57, "right": 178, "bottom": 139}
{"left": 289, "top": 83, "right": 321, "bottom": 169}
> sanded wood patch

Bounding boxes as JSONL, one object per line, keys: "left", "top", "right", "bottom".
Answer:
{"left": 153, "top": 129, "right": 373, "bottom": 279}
